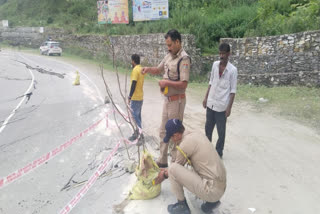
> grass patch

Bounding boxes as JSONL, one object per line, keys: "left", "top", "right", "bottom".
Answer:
{"left": 237, "top": 85, "right": 320, "bottom": 130}
{"left": 188, "top": 82, "right": 320, "bottom": 131}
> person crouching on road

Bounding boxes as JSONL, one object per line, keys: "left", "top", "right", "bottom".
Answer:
{"left": 154, "top": 119, "right": 227, "bottom": 214}
{"left": 128, "top": 54, "right": 145, "bottom": 143}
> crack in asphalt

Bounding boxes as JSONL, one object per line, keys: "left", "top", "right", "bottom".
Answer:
{"left": 0, "top": 77, "right": 37, "bottom": 105}
{"left": 60, "top": 173, "right": 77, "bottom": 192}
{"left": 60, "top": 169, "right": 126, "bottom": 192}
{"left": 15, "top": 92, "right": 33, "bottom": 104}
{"left": 60, "top": 149, "right": 127, "bottom": 192}
{"left": 0, "top": 100, "right": 43, "bottom": 126}
{"left": 80, "top": 104, "right": 105, "bottom": 116}
{"left": 21, "top": 99, "right": 45, "bottom": 114}
{"left": 15, "top": 60, "right": 65, "bottom": 79}
{"left": 0, "top": 130, "right": 43, "bottom": 151}
{"left": 0, "top": 75, "right": 32, "bottom": 81}
{"left": 0, "top": 134, "right": 31, "bottom": 151}
{"left": 0, "top": 92, "right": 35, "bottom": 105}
{"left": 0, "top": 117, "right": 26, "bottom": 127}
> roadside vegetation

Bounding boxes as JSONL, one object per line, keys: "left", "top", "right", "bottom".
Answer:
{"left": 0, "top": 0, "right": 319, "bottom": 54}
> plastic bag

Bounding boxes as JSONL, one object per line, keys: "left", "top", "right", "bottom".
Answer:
{"left": 129, "top": 150, "right": 161, "bottom": 200}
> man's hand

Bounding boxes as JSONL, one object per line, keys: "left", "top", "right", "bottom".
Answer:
{"left": 153, "top": 169, "right": 167, "bottom": 185}
{"left": 202, "top": 99, "right": 207, "bottom": 109}
{"left": 141, "top": 67, "right": 148, "bottom": 75}
{"left": 158, "top": 80, "right": 167, "bottom": 89}
{"left": 225, "top": 107, "right": 231, "bottom": 117}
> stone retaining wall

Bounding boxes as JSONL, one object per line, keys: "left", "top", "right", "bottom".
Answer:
{"left": 220, "top": 31, "right": 320, "bottom": 87}
{"left": 1, "top": 27, "right": 319, "bottom": 87}
{"left": 0, "top": 27, "right": 202, "bottom": 73}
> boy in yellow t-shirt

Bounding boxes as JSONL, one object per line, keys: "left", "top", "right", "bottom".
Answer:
{"left": 128, "top": 54, "right": 145, "bottom": 141}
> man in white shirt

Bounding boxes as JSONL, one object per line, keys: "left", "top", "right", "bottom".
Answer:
{"left": 202, "top": 43, "right": 238, "bottom": 158}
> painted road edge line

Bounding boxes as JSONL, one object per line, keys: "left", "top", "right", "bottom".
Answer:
{"left": 0, "top": 67, "right": 35, "bottom": 134}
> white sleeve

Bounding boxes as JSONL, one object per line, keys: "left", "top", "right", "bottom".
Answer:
{"left": 230, "top": 68, "right": 238, "bottom": 93}
{"left": 209, "top": 62, "right": 216, "bottom": 85}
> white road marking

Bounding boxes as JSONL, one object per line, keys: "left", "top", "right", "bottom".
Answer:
{"left": 0, "top": 66, "right": 35, "bottom": 134}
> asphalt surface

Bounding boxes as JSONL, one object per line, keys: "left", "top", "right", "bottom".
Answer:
{"left": 0, "top": 50, "right": 135, "bottom": 214}
{"left": 2, "top": 49, "right": 320, "bottom": 214}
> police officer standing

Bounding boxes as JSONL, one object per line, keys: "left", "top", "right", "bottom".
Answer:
{"left": 142, "top": 29, "right": 191, "bottom": 168}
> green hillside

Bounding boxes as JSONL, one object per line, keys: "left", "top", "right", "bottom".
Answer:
{"left": 0, "top": 0, "right": 319, "bottom": 54}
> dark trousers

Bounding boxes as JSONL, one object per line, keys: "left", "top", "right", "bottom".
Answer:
{"left": 205, "top": 107, "right": 226, "bottom": 156}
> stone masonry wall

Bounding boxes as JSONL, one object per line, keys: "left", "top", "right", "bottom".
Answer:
{"left": 1, "top": 26, "right": 320, "bottom": 87}
{"left": 0, "top": 27, "right": 202, "bottom": 73}
{"left": 220, "top": 31, "right": 320, "bottom": 87}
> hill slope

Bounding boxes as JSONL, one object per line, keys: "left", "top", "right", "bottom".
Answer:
{"left": 0, "top": 0, "right": 319, "bottom": 54}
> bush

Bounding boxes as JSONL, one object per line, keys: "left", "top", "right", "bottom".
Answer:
{"left": 247, "top": 0, "right": 320, "bottom": 36}
{"left": 0, "top": 0, "right": 319, "bottom": 54}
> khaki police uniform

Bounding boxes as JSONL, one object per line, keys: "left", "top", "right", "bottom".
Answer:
{"left": 168, "top": 132, "right": 227, "bottom": 202}
{"left": 157, "top": 48, "right": 191, "bottom": 164}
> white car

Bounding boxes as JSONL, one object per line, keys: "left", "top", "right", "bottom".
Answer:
{"left": 40, "top": 41, "right": 62, "bottom": 56}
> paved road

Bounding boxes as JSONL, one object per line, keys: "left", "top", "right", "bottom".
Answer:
{"left": 0, "top": 50, "right": 135, "bottom": 214}
{"left": 2, "top": 49, "right": 319, "bottom": 214}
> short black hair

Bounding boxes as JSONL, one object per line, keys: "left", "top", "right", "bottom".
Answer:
{"left": 131, "top": 54, "right": 140, "bottom": 65}
{"left": 165, "top": 29, "right": 181, "bottom": 42}
{"left": 219, "top": 43, "right": 230, "bottom": 52}
{"left": 177, "top": 124, "right": 185, "bottom": 134}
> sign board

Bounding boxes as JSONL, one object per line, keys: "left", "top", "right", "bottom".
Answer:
{"left": 133, "top": 0, "right": 169, "bottom": 22}
{"left": 97, "top": 0, "right": 129, "bottom": 24}
{"left": 2, "top": 20, "right": 9, "bottom": 27}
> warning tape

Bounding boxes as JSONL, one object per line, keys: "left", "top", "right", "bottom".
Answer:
{"left": 0, "top": 107, "right": 141, "bottom": 189}
{"left": 0, "top": 115, "right": 107, "bottom": 189}
{"left": 59, "top": 142, "right": 121, "bottom": 214}
{"left": 0, "top": 104, "right": 144, "bottom": 213}
{"left": 58, "top": 128, "right": 144, "bottom": 213}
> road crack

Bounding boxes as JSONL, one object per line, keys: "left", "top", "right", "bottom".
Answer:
{"left": 0, "top": 75, "right": 31, "bottom": 81}
{"left": 15, "top": 60, "right": 65, "bottom": 79}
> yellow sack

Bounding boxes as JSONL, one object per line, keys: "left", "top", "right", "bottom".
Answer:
{"left": 129, "top": 151, "right": 161, "bottom": 200}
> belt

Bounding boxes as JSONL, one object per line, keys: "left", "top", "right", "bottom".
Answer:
{"left": 167, "top": 94, "right": 185, "bottom": 102}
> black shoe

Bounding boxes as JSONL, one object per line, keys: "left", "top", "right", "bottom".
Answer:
{"left": 128, "top": 132, "right": 137, "bottom": 141}
{"left": 167, "top": 200, "right": 190, "bottom": 214}
{"left": 201, "top": 201, "right": 221, "bottom": 213}
{"left": 156, "top": 161, "right": 168, "bottom": 168}
{"left": 136, "top": 134, "right": 145, "bottom": 146}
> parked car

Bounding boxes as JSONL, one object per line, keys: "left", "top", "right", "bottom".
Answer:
{"left": 40, "top": 41, "right": 62, "bottom": 56}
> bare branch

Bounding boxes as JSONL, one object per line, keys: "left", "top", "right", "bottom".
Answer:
{"left": 99, "top": 38, "right": 146, "bottom": 162}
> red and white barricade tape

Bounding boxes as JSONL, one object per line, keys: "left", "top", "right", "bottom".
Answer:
{"left": 0, "top": 115, "right": 108, "bottom": 189}
{"left": 0, "top": 105, "right": 144, "bottom": 213}
{"left": 59, "top": 142, "right": 121, "bottom": 214}
{"left": 58, "top": 130, "right": 144, "bottom": 213}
